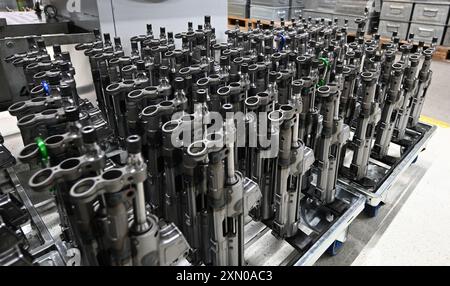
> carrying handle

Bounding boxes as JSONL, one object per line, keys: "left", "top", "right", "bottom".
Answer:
{"left": 423, "top": 8, "right": 439, "bottom": 17}
{"left": 389, "top": 5, "right": 405, "bottom": 15}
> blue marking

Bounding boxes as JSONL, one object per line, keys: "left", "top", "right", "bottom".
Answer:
{"left": 41, "top": 81, "right": 50, "bottom": 95}
{"left": 278, "top": 33, "right": 286, "bottom": 52}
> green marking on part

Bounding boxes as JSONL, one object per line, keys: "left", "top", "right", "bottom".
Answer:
{"left": 35, "top": 137, "right": 49, "bottom": 164}
{"left": 319, "top": 57, "right": 330, "bottom": 68}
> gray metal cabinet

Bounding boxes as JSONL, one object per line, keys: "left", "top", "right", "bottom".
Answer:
{"left": 380, "top": 1, "right": 413, "bottom": 21}
{"left": 378, "top": 20, "right": 409, "bottom": 39}
{"left": 304, "top": 0, "right": 337, "bottom": 13}
{"left": 443, "top": 27, "right": 450, "bottom": 46}
{"left": 412, "top": 4, "right": 449, "bottom": 25}
{"left": 409, "top": 22, "right": 445, "bottom": 44}
{"left": 251, "top": 0, "right": 290, "bottom": 6}
{"left": 229, "top": 0, "right": 248, "bottom": 18}
{"left": 250, "top": 5, "right": 290, "bottom": 21}
{"left": 335, "top": 0, "right": 370, "bottom": 15}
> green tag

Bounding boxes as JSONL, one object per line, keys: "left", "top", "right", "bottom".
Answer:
{"left": 319, "top": 57, "right": 331, "bottom": 68}
{"left": 35, "top": 137, "right": 49, "bottom": 165}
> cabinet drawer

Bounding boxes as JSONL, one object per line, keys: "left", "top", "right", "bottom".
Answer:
{"left": 304, "top": 0, "right": 336, "bottom": 13}
{"left": 250, "top": 5, "right": 290, "bottom": 21}
{"left": 335, "top": 0, "right": 370, "bottom": 15}
{"left": 412, "top": 4, "right": 449, "bottom": 25}
{"left": 409, "top": 23, "right": 445, "bottom": 44}
{"left": 291, "top": 0, "right": 305, "bottom": 8}
{"left": 291, "top": 7, "right": 305, "bottom": 19}
{"left": 380, "top": 2, "right": 413, "bottom": 21}
{"left": 251, "top": 0, "right": 290, "bottom": 7}
{"left": 378, "top": 20, "right": 409, "bottom": 39}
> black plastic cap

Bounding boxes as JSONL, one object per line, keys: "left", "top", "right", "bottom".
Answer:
{"left": 159, "top": 65, "right": 169, "bottom": 76}
{"left": 104, "top": 33, "right": 111, "bottom": 42}
{"left": 131, "top": 41, "right": 139, "bottom": 50}
{"left": 60, "top": 84, "right": 72, "bottom": 97}
{"left": 292, "top": 82, "right": 302, "bottom": 94}
{"left": 114, "top": 37, "right": 122, "bottom": 46}
{"left": 269, "top": 71, "right": 278, "bottom": 83}
{"left": 311, "top": 59, "right": 319, "bottom": 69}
{"left": 174, "top": 77, "right": 185, "bottom": 90}
{"left": 335, "top": 63, "right": 343, "bottom": 74}
{"left": 127, "top": 135, "right": 142, "bottom": 154}
{"left": 205, "top": 15, "right": 211, "bottom": 24}
{"left": 37, "top": 39, "right": 46, "bottom": 49}
{"left": 168, "top": 32, "right": 174, "bottom": 39}
{"left": 220, "top": 103, "right": 234, "bottom": 118}
{"left": 197, "top": 89, "right": 207, "bottom": 102}
{"left": 47, "top": 71, "right": 60, "bottom": 85}
{"left": 64, "top": 106, "right": 79, "bottom": 122}
{"left": 160, "top": 27, "right": 166, "bottom": 34}
{"left": 136, "top": 60, "right": 146, "bottom": 71}
{"left": 81, "top": 126, "right": 97, "bottom": 144}
{"left": 53, "top": 44, "right": 61, "bottom": 54}
{"left": 220, "top": 56, "right": 229, "bottom": 66}
{"left": 61, "top": 52, "right": 71, "bottom": 62}
{"left": 241, "top": 63, "right": 249, "bottom": 74}
{"left": 59, "top": 61, "right": 70, "bottom": 72}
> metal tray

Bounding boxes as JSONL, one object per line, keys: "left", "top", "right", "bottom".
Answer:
{"left": 338, "top": 122, "right": 437, "bottom": 208}
{"left": 244, "top": 187, "right": 365, "bottom": 266}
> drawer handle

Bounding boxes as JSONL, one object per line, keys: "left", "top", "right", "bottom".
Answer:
{"left": 389, "top": 5, "right": 405, "bottom": 15}
{"left": 418, "top": 27, "right": 434, "bottom": 36}
{"left": 423, "top": 8, "right": 439, "bottom": 17}
{"left": 277, "top": 11, "right": 286, "bottom": 16}
{"left": 386, "top": 24, "right": 400, "bottom": 32}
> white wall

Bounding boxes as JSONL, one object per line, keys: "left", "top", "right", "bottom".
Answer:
{"left": 97, "top": 0, "right": 228, "bottom": 54}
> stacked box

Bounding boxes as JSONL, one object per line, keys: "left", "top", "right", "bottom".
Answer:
{"left": 249, "top": 0, "right": 305, "bottom": 21}
{"left": 379, "top": 1, "right": 413, "bottom": 39}
{"left": 229, "top": 0, "right": 250, "bottom": 18}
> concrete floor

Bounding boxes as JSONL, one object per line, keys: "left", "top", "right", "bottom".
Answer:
{"left": 421, "top": 61, "right": 450, "bottom": 124}
{"left": 355, "top": 128, "right": 450, "bottom": 265}
{"left": 1, "top": 60, "right": 450, "bottom": 266}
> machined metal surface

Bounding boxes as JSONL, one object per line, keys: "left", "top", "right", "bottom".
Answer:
{"left": 0, "top": 10, "right": 438, "bottom": 267}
